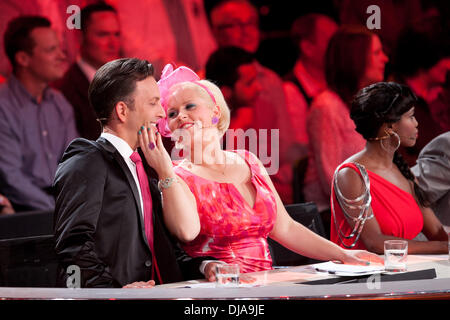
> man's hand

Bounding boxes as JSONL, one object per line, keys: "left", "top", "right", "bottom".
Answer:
{"left": 0, "top": 194, "right": 14, "bottom": 215}
{"left": 122, "top": 280, "right": 155, "bottom": 289}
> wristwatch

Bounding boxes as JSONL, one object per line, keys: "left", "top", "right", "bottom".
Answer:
{"left": 157, "top": 177, "right": 178, "bottom": 192}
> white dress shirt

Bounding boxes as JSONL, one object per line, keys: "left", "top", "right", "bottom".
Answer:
{"left": 101, "top": 132, "right": 144, "bottom": 216}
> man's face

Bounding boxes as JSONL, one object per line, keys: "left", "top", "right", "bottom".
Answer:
{"left": 233, "top": 62, "right": 261, "bottom": 106}
{"left": 25, "top": 27, "right": 66, "bottom": 82}
{"left": 308, "top": 17, "right": 338, "bottom": 68}
{"left": 211, "top": 1, "right": 260, "bottom": 53}
{"left": 126, "top": 76, "right": 165, "bottom": 136}
{"left": 81, "top": 11, "right": 121, "bottom": 69}
{"left": 426, "top": 57, "right": 450, "bottom": 88}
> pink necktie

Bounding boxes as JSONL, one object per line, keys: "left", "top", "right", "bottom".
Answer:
{"left": 130, "top": 151, "right": 162, "bottom": 283}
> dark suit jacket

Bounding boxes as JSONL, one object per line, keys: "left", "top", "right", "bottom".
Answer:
{"left": 56, "top": 63, "right": 101, "bottom": 140}
{"left": 53, "top": 137, "right": 208, "bottom": 288}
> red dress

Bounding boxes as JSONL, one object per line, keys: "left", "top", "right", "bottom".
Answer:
{"left": 331, "top": 162, "right": 423, "bottom": 250}
{"left": 174, "top": 150, "right": 277, "bottom": 273}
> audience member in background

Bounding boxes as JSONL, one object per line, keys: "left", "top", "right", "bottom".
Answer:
{"left": 138, "top": 63, "right": 382, "bottom": 274}
{"left": 336, "top": 0, "right": 424, "bottom": 56}
{"left": 0, "top": 194, "right": 14, "bottom": 215}
{"left": 303, "top": 26, "right": 389, "bottom": 236}
{"left": 392, "top": 30, "right": 449, "bottom": 166}
{"left": 0, "top": 74, "right": 5, "bottom": 84}
{"left": 54, "top": 58, "right": 217, "bottom": 288}
{"left": 331, "top": 82, "right": 448, "bottom": 254}
{"left": 0, "top": 16, "right": 78, "bottom": 212}
{"left": 0, "top": 0, "right": 89, "bottom": 78}
{"left": 55, "top": 2, "right": 121, "bottom": 140}
{"left": 412, "top": 131, "right": 450, "bottom": 226}
{"left": 205, "top": 46, "right": 262, "bottom": 133}
{"left": 109, "top": 0, "right": 216, "bottom": 76}
{"left": 208, "top": 0, "right": 303, "bottom": 204}
{"left": 283, "top": 14, "right": 338, "bottom": 201}
{"left": 285, "top": 13, "right": 338, "bottom": 107}
{"left": 428, "top": 76, "right": 450, "bottom": 132}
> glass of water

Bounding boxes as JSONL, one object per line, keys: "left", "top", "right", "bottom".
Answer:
{"left": 215, "top": 264, "right": 240, "bottom": 287}
{"left": 384, "top": 240, "right": 408, "bottom": 272}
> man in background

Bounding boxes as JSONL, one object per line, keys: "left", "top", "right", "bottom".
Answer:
{"left": 56, "top": 2, "right": 121, "bottom": 140}
{"left": 0, "top": 16, "right": 78, "bottom": 212}
{"left": 209, "top": 0, "right": 304, "bottom": 204}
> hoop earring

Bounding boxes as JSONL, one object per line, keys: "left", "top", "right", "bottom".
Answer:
{"left": 380, "top": 131, "right": 400, "bottom": 152}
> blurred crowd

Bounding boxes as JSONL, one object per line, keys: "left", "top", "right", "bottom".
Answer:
{"left": 0, "top": 0, "right": 448, "bottom": 231}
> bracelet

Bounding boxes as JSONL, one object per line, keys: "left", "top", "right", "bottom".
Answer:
{"left": 157, "top": 177, "right": 178, "bottom": 192}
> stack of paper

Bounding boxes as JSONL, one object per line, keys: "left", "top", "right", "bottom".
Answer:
{"left": 312, "top": 261, "right": 385, "bottom": 276}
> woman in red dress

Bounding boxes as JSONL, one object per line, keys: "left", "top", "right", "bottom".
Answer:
{"left": 137, "top": 64, "right": 382, "bottom": 276}
{"left": 331, "top": 82, "right": 448, "bottom": 253}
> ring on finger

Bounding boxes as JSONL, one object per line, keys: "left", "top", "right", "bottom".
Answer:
{"left": 149, "top": 142, "right": 156, "bottom": 150}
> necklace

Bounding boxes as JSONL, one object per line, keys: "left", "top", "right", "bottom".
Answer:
{"left": 184, "top": 153, "right": 228, "bottom": 177}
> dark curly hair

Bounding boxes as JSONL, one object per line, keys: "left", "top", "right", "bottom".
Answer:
{"left": 350, "top": 82, "right": 430, "bottom": 207}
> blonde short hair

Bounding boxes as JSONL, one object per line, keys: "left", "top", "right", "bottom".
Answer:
{"left": 169, "top": 80, "right": 231, "bottom": 137}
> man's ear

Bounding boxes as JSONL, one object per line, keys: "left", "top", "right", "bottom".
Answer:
{"left": 114, "top": 101, "right": 129, "bottom": 123}
{"left": 15, "top": 51, "right": 31, "bottom": 68}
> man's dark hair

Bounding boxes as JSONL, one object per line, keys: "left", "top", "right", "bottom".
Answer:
{"left": 88, "top": 58, "right": 154, "bottom": 125}
{"left": 80, "top": 2, "right": 117, "bottom": 33}
{"left": 394, "top": 29, "right": 449, "bottom": 78}
{"left": 205, "top": 46, "right": 255, "bottom": 87}
{"left": 3, "top": 15, "right": 51, "bottom": 70}
{"left": 291, "top": 14, "right": 325, "bottom": 46}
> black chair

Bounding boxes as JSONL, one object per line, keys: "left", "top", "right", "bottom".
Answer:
{"left": 0, "top": 210, "right": 57, "bottom": 287}
{"left": 0, "top": 235, "right": 58, "bottom": 287}
{"left": 268, "top": 202, "right": 326, "bottom": 267}
{"left": 292, "top": 156, "right": 308, "bottom": 203}
{"left": 0, "top": 210, "right": 53, "bottom": 240}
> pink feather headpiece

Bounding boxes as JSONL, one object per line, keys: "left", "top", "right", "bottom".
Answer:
{"left": 157, "top": 64, "right": 200, "bottom": 137}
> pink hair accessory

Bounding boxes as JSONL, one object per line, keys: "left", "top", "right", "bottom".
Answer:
{"left": 157, "top": 64, "right": 199, "bottom": 137}
{"left": 156, "top": 64, "right": 217, "bottom": 137}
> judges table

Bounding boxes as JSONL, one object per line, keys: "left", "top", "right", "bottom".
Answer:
{"left": 0, "top": 254, "right": 449, "bottom": 300}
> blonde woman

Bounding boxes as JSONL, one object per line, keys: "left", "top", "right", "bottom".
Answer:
{"left": 138, "top": 64, "right": 382, "bottom": 276}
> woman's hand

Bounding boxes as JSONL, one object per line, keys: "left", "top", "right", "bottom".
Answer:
{"left": 138, "top": 123, "right": 173, "bottom": 177}
{"left": 204, "top": 262, "right": 256, "bottom": 284}
{"left": 339, "top": 249, "right": 384, "bottom": 266}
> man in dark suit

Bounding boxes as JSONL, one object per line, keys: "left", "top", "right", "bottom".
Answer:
{"left": 56, "top": 2, "right": 121, "bottom": 140}
{"left": 53, "top": 58, "right": 216, "bottom": 288}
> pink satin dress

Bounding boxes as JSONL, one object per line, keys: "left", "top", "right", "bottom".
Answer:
{"left": 174, "top": 150, "right": 278, "bottom": 273}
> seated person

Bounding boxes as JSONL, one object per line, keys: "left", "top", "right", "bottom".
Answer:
{"left": 412, "top": 131, "right": 450, "bottom": 226}
{"left": 53, "top": 58, "right": 218, "bottom": 288}
{"left": 205, "top": 46, "right": 262, "bottom": 132}
{"left": 331, "top": 82, "right": 448, "bottom": 254}
{"left": 137, "top": 64, "right": 382, "bottom": 274}
{"left": 0, "top": 16, "right": 78, "bottom": 212}
{"left": 208, "top": 0, "right": 301, "bottom": 204}
{"left": 303, "top": 26, "right": 389, "bottom": 233}
{"left": 55, "top": 2, "right": 121, "bottom": 140}
{"left": 392, "top": 30, "right": 449, "bottom": 166}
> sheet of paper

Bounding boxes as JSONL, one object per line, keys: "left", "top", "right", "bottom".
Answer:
{"left": 312, "top": 261, "right": 385, "bottom": 276}
{"left": 173, "top": 282, "right": 256, "bottom": 289}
